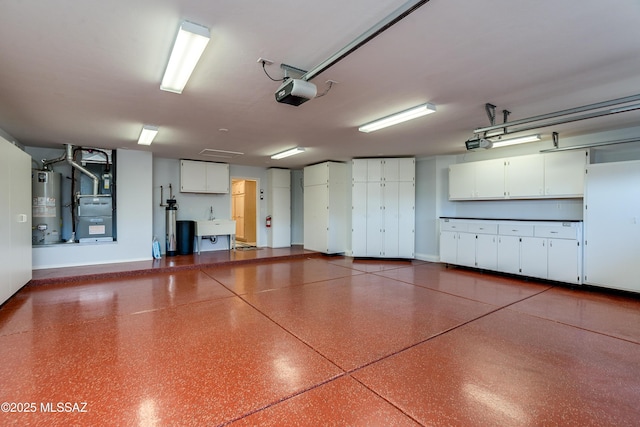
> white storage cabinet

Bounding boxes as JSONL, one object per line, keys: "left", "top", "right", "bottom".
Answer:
{"left": 0, "top": 139, "right": 32, "bottom": 305}
{"left": 180, "top": 160, "right": 230, "bottom": 193}
{"left": 440, "top": 218, "right": 583, "bottom": 284}
{"left": 352, "top": 158, "right": 415, "bottom": 258}
{"left": 267, "top": 168, "right": 291, "bottom": 248}
{"left": 304, "top": 162, "right": 347, "bottom": 254}
{"left": 584, "top": 160, "right": 640, "bottom": 293}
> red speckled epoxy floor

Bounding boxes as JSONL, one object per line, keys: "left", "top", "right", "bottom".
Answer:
{"left": 1, "top": 252, "right": 639, "bottom": 426}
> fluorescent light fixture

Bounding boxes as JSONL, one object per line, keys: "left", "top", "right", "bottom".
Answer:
{"left": 271, "top": 147, "right": 305, "bottom": 159}
{"left": 137, "top": 125, "right": 159, "bottom": 145}
{"left": 358, "top": 103, "right": 436, "bottom": 133}
{"left": 160, "top": 21, "right": 210, "bottom": 94}
{"left": 490, "top": 134, "right": 541, "bottom": 148}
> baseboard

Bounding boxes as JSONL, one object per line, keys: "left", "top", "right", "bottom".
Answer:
{"left": 414, "top": 253, "right": 440, "bottom": 263}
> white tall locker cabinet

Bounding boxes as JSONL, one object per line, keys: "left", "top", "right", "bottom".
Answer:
{"left": 352, "top": 158, "right": 415, "bottom": 258}
{"left": 267, "top": 168, "right": 291, "bottom": 248}
{"left": 0, "top": 138, "right": 32, "bottom": 305}
{"left": 303, "top": 162, "right": 347, "bottom": 254}
{"left": 584, "top": 160, "right": 640, "bottom": 293}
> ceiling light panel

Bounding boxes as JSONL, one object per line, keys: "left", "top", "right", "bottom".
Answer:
{"left": 359, "top": 103, "right": 436, "bottom": 133}
{"left": 138, "top": 125, "right": 159, "bottom": 145}
{"left": 490, "top": 134, "right": 541, "bottom": 148}
{"left": 271, "top": 147, "right": 305, "bottom": 159}
{"left": 161, "top": 21, "right": 210, "bottom": 94}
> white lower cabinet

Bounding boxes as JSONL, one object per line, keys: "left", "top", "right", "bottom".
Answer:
{"left": 520, "top": 237, "right": 549, "bottom": 279}
{"left": 476, "top": 233, "right": 498, "bottom": 270}
{"left": 497, "top": 235, "right": 520, "bottom": 275}
{"left": 440, "top": 219, "right": 583, "bottom": 284}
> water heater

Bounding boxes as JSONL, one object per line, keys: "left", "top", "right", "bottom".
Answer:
{"left": 32, "top": 170, "right": 62, "bottom": 244}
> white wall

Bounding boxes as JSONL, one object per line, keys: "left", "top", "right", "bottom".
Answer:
{"left": 32, "top": 149, "right": 153, "bottom": 269}
{"left": 414, "top": 155, "right": 457, "bottom": 261}
{"left": 152, "top": 158, "right": 270, "bottom": 253}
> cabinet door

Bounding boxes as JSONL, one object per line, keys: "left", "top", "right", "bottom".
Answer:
{"left": 475, "top": 158, "right": 505, "bottom": 199}
{"left": 506, "top": 155, "right": 544, "bottom": 198}
{"left": 476, "top": 234, "right": 498, "bottom": 270}
{"left": 235, "top": 194, "right": 245, "bottom": 240}
{"left": 352, "top": 159, "right": 368, "bottom": 183}
{"left": 366, "top": 182, "right": 384, "bottom": 256}
{"left": 270, "top": 186, "right": 291, "bottom": 248}
{"left": 180, "top": 160, "right": 206, "bottom": 192}
{"left": 520, "top": 237, "right": 548, "bottom": 279}
{"left": 367, "top": 159, "right": 383, "bottom": 182}
{"left": 382, "top": 182, "right": 400, "bottom": 257}
{"left": 382, "top": 158, "right": 399, "bottom": 181}
{"left": 351, "top": 182, "right": 368, "bottom": 256}
{"left": 0, "top": 144, "right": 12, "bottom": 303}
{"left": 304, "top": 163, "right": 329, "bottom": 186}
{"left": 205, "top": 163, "right": 229, "bottom": 193}
{"left": 397, "top": 181, "right": 415, "bottom": 258}
{"left": 548, "top": 238, "right": 580, "bottom": 284}
{"left": 449, "top": 163, "right": 475, "bottom": 199}
{"left": 2, "top": 142, "right": 31, "bottom": 301}
{"left": 440, "top": 231, "right": 458, "bottom": 264}
{"left": 584, "top": 161, "right": 640, "bottom": 292}
{"left": 303, "top": 185, "right": 328, "bottom": 252}
{"left": 397, "top": 158, "right": 415, "bottom": 182}
{"left": 457, "top": 232, "right": 476, "bottom": 267}
{"left": 544, "top": 150, "right": 587, "bottom": 197}
{"left": 497, "top": 235, "right": 520, "bottom": 275}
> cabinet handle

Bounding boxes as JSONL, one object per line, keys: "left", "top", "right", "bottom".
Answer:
{"left": 17, "top": 214, "right": 27, "bottom": 223}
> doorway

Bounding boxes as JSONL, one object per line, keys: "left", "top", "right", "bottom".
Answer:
{"left": 231, "top": 178, "right": 257, "bottom": 246}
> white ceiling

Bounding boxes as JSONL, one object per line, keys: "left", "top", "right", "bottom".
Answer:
{"left": 2, "top": 0, "right": 640, "bottom": 168}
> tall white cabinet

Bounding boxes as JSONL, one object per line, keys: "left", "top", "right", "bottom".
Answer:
{"left": 584, "top": 160, "right": 640, "bottom": 293}
{"left": 267, "top": 168, "right": 291, "bottom": 248}
{"left": 303, "top": 162, "right": 347, "bottom": 254}
{"left": 1, "top": 138, "right": 32, "bottom": 305}
{"left": 352, "top": 158, "right": 415, "bottom": 258}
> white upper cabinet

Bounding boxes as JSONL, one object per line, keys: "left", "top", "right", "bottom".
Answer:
{"left": 505, "top": 154, "right": 544, "bottom": 198}
{"left": 449, "top": 163, "right": 476, "bottom": 199}
{"left": 180, "top": 160, "right": 229, "bottom": 193}
{"left": 449, "top": 150, "right": 588, "bottom": 200}
{"left": 353, "top": 158, "right": 415, "bottom": 183}
{"left": 475, "top": 158, "right": 506, "bottom": 199}
{"left": 544, "top": 150, "right": 588, "bottom": 197}
{"left": 449, "top": 159, "right": 504, "bottom": 199}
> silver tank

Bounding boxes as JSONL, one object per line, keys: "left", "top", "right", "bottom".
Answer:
{"left": 32, "top": 170, "right": 62, "bottom": 244}
{"left": 166, "top": 200, "right": 177, "bottom": 256}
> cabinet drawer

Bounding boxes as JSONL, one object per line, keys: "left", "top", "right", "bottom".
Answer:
{"left": 498, "top": 224, "right": 534, "bottom": 237}
{"left": 534, "top": 225, "right": 577, "bottom": 239}
{"left": 468, "top": 223, "right": 497, "bottom": 234}
{"left": 441, "top": 221, "right": 468, "bottom": 232}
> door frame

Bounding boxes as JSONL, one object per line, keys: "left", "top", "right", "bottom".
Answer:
{"left": 230, "top": 176, "right": 260, "bottom": 247}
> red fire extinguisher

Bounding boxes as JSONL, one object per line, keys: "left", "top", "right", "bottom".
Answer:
{"left": 266, "top": 215, "right": 272, "bottom": 228}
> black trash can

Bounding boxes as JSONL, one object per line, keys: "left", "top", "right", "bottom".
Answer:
{"left": 176, "top": 220, "right": 195, "bottom": 255}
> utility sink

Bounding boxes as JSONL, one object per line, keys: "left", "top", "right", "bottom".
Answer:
{"left": 195, "top": 220, "right": 236, "bottom": 254}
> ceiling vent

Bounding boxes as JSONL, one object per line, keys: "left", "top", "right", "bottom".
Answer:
{"left": 199, "top": 149, "right": 244, "bottom": 159}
